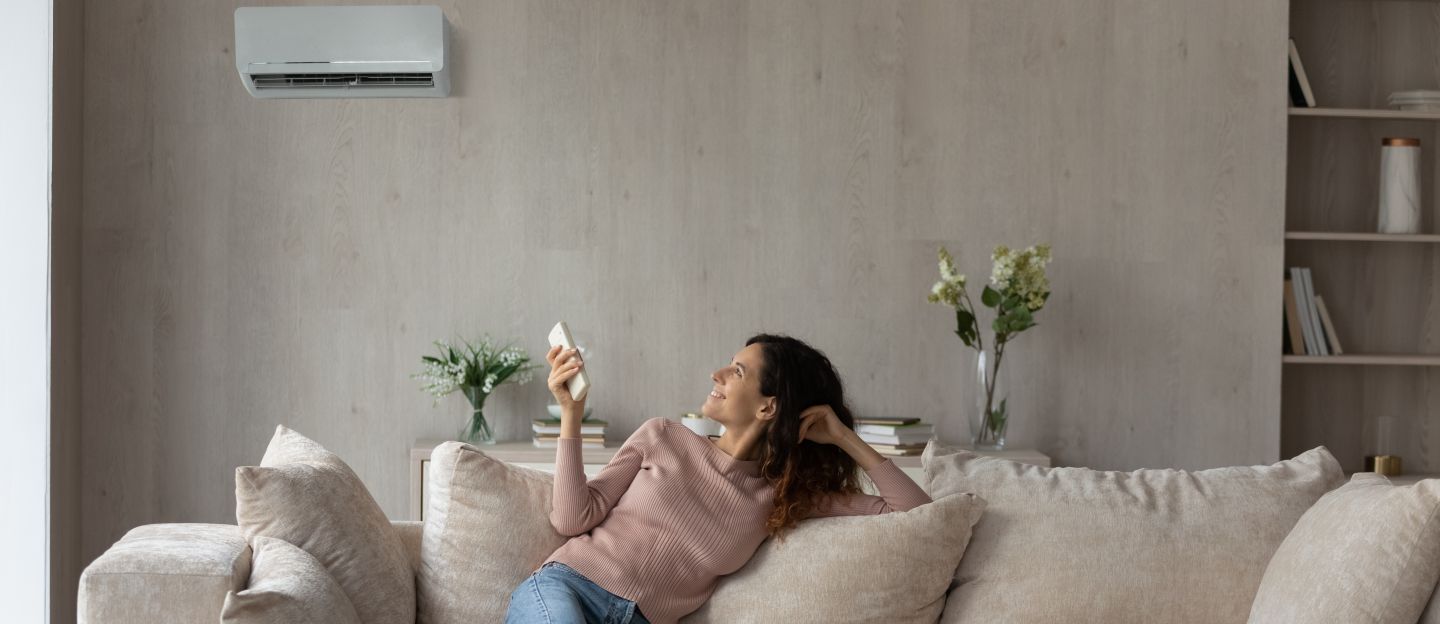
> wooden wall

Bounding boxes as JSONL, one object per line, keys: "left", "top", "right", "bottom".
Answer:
{"left": 80, "top": 0, "right": 1290, "bottom": 568}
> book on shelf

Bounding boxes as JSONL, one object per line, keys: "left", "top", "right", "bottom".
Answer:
{"left": 1315, "top": 295, "right": 1344, "bottom": 355}
{"left": 1288, "top": 267, "right": 1323, "bottom": 355}
{"left": 532, "top": 437, "right": 607, "bottom": 449}
{"left": 533, "top": 421, "right": 607, "bottom": 435}
{"left": 1299, "top": 267, "right": 1329, "bottom": 356}
{"left": 859, "top": 431, "right": 933, "bottom": 446}
{"left": 533, "top": 432, "right": 606, "bottom": 441}
{"left": 854, "top": 417, "right": 920, "bottom": 426}
{"left": 1290, "top": 278, "right": 1313, "bottom": 353}
{"left": 855, "top": 422, "right": 933, "bottom": 436}
{"left": 1288, "top": 38, "right": 1316, "bottom": 108}
{"left": 873, "top": 445, "right": 925, "bottom": 457}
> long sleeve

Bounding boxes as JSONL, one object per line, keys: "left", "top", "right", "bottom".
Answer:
{"left": 808, "top": 458, "right": 932, "bottom": 518}
{"left": 548, "top": 418, "right": 661, "bottom": 536}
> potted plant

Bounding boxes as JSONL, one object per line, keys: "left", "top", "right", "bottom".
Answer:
{"left": 927, "top": 244, "right": 1052, "bottom": 450}
{"left": 414, "top": 336, "right": 540, "bottom": 445}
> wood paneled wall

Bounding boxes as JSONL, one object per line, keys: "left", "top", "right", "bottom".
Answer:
{"left": 80, "top": 0, "right": 1289, "bottom": 567}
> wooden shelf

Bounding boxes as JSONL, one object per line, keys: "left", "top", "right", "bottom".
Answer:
{"left": 1286, "top": 231, "right": 1440, "bottom": 243}
{"left": 1283, "top": 354, "right": 1440, "bottom": 366}
{"left": 1290, "top": 107, "right": 1440, "bottom": 121}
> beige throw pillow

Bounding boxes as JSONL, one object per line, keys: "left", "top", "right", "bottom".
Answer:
{"left": 221, "top": 536, "right": 361, "bottom": 624}
{"left": 417, "top": 441, "right": 568, "bottom": 624}
{"left": 681, "top": 493, "right": 985, "bottom": 624}
{"left": 234, "top": 425, "right": 414, "bottom": 624}
{"left": 923, "top": 442, "right": 1344, "bottom": 624}
{"left": 1248, "top": 474, "right": 1440, "bottom": 624}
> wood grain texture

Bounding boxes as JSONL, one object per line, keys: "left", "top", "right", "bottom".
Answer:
{"left": 52, "top": 0, "right": 83, "bottom": 621}
{"left": 80, "top": 0, "right": 1289, "bottom": 569}
{"left": 1285, "top": 0, "right": 1440, "bottom": 474}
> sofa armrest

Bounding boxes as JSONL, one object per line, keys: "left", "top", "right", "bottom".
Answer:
{"left": 79, "top": 523, "right": 251, "bottom": 624}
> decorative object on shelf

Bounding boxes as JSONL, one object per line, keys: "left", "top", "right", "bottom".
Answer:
{"left": 1364, "top": 454, "right": 1403, "bottom": 477}
{"left": 681, "top": 412, "right": 724, "bottom": 437}
{"left": 413, "top": 336, "right": 540, "bottom": 445}
{"left": 1387, "top": 90, "right": 1440, "bottom": 112}
{"left": 1288, "top": 39, "right": 1316, "bottom": 108}
{"left": 927, "top": 244, "right": 1053, "bottom": 450}
{"left": 1378, "top": 137, "right": 1422, "bottom": 234}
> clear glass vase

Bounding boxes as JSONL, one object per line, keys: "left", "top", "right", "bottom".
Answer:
{"left": 460, "top": 387, "right": 496, "bottom": 445}
{"left": 971, "top": 348, "right": 1008, "bottom": 450}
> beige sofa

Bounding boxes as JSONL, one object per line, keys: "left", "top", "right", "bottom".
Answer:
{"left": 78, "top": 439, "right": 1440, "bottom": 624}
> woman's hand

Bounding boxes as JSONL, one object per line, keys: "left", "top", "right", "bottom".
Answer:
{"left": 545, "top": 344, "right": 586, "bottom": 416}
{"left": 797, "top": 405, "right": 851, "bottom": 446}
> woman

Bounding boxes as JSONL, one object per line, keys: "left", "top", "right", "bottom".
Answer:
{"left": 504, "top": 333, "right": 931, "bottom": 624}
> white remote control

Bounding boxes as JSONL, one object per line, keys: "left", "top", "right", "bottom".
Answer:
{"left": 547, "top": 321, "right": 590, "bottom": 402}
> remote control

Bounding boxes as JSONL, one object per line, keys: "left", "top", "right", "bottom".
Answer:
{"left": 547, "top": 321, "right": 590, "bottom": 402}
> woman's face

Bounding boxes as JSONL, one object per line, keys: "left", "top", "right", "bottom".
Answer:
{"left": 701, "top": 343, "right": 774, "bottom": 428}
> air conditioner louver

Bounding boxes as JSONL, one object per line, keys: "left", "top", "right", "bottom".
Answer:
{"left": 251, "top": 72, "right": 437, "bottom": 89}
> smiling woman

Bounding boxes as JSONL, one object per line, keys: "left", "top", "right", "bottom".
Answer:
{"left": 0, "top": 0, "right": 55, "bottom": 620}
{"left": 504, "top": 333, "right": 932, "bottom": 624}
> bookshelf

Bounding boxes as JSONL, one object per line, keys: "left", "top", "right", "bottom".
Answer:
{"left": 1284, "top": 1, "right": 1440, "bottom": 475}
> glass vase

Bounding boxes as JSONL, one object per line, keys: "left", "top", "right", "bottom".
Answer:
{"left": 971, "top": 348, "right": 1008, "bottom": 451}
{"left": 460, "top": 387, "right": 496, "bottom": 445}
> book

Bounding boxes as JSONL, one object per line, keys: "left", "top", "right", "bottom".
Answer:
{"left": 532, "top": 438, "right": 607, "bottom": 449}
{"left": 533, "top": 423, "right": 607, "bottom": 435}
{"left": 1290, "top": 278, "right": 1313, "bottom": 353}
{"left": 859, "top": 431, "right": 933, "bottom": 445}
{"left": 533, "top": 418, "right": 608, "bottom": 425}
{"left": 533, "top": 432, "right": 605, "bottom": 441}
{"left": 1289, "top": 267, "right": 1319, "bottom": 355}
{"left": 1288, "top": 38, "right": 1316, "bottom": 108}
{"left": 855, "top": 422, "right": 933, "bottom": 436}
{"left": 1300, "top": 268, "right": 1329, "bottom": 356}
{"left": 855, "top": 417, "right": 920, "bottom": 426}
{"left": 874, "top": 447, "right": 924, "bottom": 456}
{"left": 1315, "top": 295, "right": 1344, "bottom": 355}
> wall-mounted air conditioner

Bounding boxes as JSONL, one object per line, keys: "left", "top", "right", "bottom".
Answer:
{"left": 234, "top": 5, "right": 450, "bottom": 99}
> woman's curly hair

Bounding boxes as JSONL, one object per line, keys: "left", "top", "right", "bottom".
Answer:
{"left": 743, "top": 333, "right": 865, "bottom": 541}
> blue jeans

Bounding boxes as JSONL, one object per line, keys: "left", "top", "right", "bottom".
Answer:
{"left": 504, "top": 561, "right": 652, "bottom": 624}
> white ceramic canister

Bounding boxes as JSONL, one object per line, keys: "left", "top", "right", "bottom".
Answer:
{"left": 1378, "top": 137, "right": 1422, "bottom": 234}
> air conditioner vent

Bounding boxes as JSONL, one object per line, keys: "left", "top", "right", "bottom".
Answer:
{"left": 251, "top": 72, "right": 436, "bottom": 89}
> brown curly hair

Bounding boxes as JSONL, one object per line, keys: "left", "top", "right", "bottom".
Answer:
{"left": 743, "top": 334, "right": 865, "bottom": 541}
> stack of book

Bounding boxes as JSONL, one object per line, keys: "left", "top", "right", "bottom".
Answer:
{"left": 856, "top": 417, "right": 933, "bottom": 456}
{"left": 532, "top": 417, "right": 609, "bottom": 448}
{"left": 1284, "top": 267, "right": 1343, "bottom": 356}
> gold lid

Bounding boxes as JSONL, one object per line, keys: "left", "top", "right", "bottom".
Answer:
{"left": 1383, "top": 137, "right": 1420, "bottom": 147}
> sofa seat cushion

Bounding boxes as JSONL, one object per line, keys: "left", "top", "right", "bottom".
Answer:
{"left": 221, "top": 536, "right": 361, "bottom": 624}
{"left": 234, "top": 425, "right": 414, "bottom": 624}
{"left": 680, "top": 492, "right": 985, "bottom": 624}
{"left": 923, "top": 443, "right": 1344, "bottom": 624}
{"left": 418, "top": 441, "right": 567, "bottom": 624}
{"left": 1248, "top": 474, "right": 1440, "bottom": 624}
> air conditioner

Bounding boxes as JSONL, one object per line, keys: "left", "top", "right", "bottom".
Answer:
{"left": 234, "top": 5, "right": 450, "bottom": 99}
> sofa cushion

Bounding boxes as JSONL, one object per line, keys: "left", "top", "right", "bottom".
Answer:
{"left": 234, "top": 425, "right": 414, "bottom": 624}
{"left": 221, "top": 536, "right": 361, "bottom": 624}
{"left": 680, "top": 492, "right": 985, "bottom": 624}
{"left": 418, "top": 441, "right": 568, "bottom": 624}
{"left": 1248, "top": 474, "right": 1440, "bottom": 624}
{"left": 79, "top": 523, "right": 251, "bottom": 624}
{"left": 923, "top": 442, "right": 1343, "bottom": 624}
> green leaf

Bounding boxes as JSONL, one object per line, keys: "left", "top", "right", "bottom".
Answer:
{"left": 981, "top": 286, "right": 1001, "bottom": 308}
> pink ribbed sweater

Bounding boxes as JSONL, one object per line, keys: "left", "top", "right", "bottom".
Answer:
{"left": 540, "top": 416, "right": 932, "bottom": 624}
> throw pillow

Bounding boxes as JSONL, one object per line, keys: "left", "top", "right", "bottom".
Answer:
{"left": 680, "top": 493, "right": 986, "bottom": 624}
{"left": 923, "top": 442, "right": 1344, "bottom": 624}
{"left": 417, "top": 441, "right": 568, "bottom": 624}
{"left": 221, "top": 535, "right": 361, "bottom": 624}
{"left": 234, "top": 425, "right": 414, "bottom": 624}
{"left": 1248, "top": 473, "right": 1440, "bottom": 624}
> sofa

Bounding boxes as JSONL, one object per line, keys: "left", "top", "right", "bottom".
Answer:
{"left": 79, "top": 426, "right": 1440, "bottom": 624}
